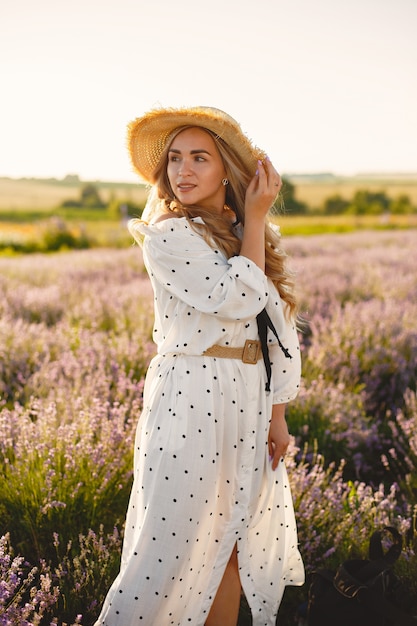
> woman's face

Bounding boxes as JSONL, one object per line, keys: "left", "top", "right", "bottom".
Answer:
{"left": 167, "top": 127, "right": 227, "bottom": 212}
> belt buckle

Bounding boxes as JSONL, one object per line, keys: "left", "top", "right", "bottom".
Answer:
{"left": 242, "top": 339, "right": 261, "bottom": 364}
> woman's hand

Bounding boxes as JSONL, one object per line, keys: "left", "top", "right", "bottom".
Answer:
{"left": 239, "top": 158, "right": 281, "bottom": 270}
{"left": 268, "top": 404, "right": 290, "bottom": 470}
{"left": 245, "top": 158, "right": 282, "bottom": 221}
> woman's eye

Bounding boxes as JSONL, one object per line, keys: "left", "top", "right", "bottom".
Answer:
{"left": 195, "top": 156, "right": 205, "bottom": 162}
{"left": 169, "top": 156, "right": 180, "bottom": 162}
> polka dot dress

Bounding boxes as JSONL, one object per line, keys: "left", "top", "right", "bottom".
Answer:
{"left": 94, "top": 217, "right": 304, "bottom": 626}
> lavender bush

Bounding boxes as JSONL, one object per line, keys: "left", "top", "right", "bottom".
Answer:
{"left": 289, "top": 230, "right": 417, "bottom": 484}
{"left": 1, "top": 231, "right": 416, "bottom": 623}
{"left": 0, "top": 533, "right": 59, "bottom": 625}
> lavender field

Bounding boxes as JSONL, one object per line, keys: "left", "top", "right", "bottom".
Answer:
{"left": 1, "top": 229, "right": 416, "bottom": 625}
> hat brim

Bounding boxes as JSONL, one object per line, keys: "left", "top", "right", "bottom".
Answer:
{"left": 127, "top": 106, "right": 265, "bottom": 184}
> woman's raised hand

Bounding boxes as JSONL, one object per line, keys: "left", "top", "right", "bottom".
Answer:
{"left": 245, "top": 158, "right": 282, "bottom": 222}
{"left": 239, "top": 158, "right": 281, "bottom": 270}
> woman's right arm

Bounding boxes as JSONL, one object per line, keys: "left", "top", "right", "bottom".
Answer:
{"left": 240, "top": 159, "right": 282, "bottom": 271}
{"left": 137, "top": 219, "right": 269, "bottom": 321}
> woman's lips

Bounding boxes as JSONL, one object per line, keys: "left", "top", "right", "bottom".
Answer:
{"left": 177, "top": 184, "right": 196, "bottom": 192}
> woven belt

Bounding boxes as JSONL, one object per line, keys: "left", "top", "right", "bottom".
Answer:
{"left": 203, "top": 339, "right": 262, "bottom": 365}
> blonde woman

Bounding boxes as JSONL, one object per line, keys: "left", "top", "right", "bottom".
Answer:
{"left": 95, "top": 107, "right": 304, "bottom": 626}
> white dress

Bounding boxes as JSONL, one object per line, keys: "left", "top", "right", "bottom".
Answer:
{"left": 95, "top": 217, "right": 304, "bottom": 626}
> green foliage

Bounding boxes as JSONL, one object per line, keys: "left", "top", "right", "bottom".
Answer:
{"left": 41, "top": 219, "right": 92, "bottom": 251}
{"left": 323, "top": 193, "right": 350, "bottom": 215}
{"left": 347, "top": 189, "right": 391, "bottom": 215}
{"left": 60, "top": 198, "right": 83, "bottom": 208}
{"left": 390, "top": 194, "right": 416, "bottom": 214}
{"left": 52, "top": 527, "right": 123, "bottom": 624}
{"left": 54, "top": 184, "right": 145, "bottom": 227}
{"left": 80, "top": 184, "right": 106, "bottom": 208}
{"left": 275, "top": 177, "right": 308, "bottom": 215}
{"left": 107, "top": 197, "right": 144, "bottom": 220}
{"left": 319, "top": 188, "right": 417, "bottom": 216}
{"left": 287, "top": 377, "right": 372, "bottom": 481}
{"left": 0, "top": 400, "right": 135, "bottom": 564}
{"left": 384, "top": 390, "right": 417, "bottom": 502}
{"left": 59, "top": 183, "right": 106, "bottom": 210}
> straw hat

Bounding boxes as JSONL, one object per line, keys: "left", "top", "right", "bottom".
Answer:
{"left": 127, "top": 106, "right": 265, "bottom": 184}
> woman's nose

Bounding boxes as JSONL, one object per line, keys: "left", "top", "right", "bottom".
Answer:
{"left": 178, "top": 158, "right": 192, "bottom": 175}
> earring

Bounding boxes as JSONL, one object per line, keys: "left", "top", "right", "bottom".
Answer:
{"left": 222, "top": 178, "right": 229, "bottom": 186}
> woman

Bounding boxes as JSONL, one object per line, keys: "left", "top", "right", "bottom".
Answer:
{"left": 94, "top": 106, "right": 304, "bottom": 626}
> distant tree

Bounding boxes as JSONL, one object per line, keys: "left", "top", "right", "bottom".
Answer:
{"left": 389, "top": 194, "right": 416, "bottom": 214}
{"left": 80, "top": 184, "right": 105, "bottom": 208}
{"left": 60, "top": 199, "right": 82, "bottom": 208}
{"left": 348, "top": 190, "right": 390, "bottom": 215}
{"left": 59, "top": 183, "right": 106, "bottom": 209}
{"left": 273, "top": 177, "right": 307, "bottom": 215}
{"left": 62, "top": 174, "right": 80, "bottom": 184}
{"left": 322, "top": 194, "right": 350, "bottom": 215}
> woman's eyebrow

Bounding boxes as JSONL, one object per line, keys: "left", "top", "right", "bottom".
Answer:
{"left": 168, "top": 148, "right": 211, "bottom": 155}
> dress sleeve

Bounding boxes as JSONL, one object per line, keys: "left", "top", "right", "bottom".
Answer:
{"left": 134, "top": 218, "right": 269, "bottom": 321}
{"left": 268, "top": 321, "right": 301, "bottom": 404}
{"left": 264, "top": 282, "right": 301, "bottom": 404}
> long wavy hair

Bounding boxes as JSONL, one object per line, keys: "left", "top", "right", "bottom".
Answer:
{"left": 130, "top": 126, "right": 297, "bottom": 318}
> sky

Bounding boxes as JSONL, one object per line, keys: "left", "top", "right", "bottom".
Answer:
{"left": 1, "top": 0, "right": 416, "bottom": 183}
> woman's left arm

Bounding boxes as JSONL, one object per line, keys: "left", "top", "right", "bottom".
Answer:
{"left": 268, "top": 404, "right": 290, "bottom": 470}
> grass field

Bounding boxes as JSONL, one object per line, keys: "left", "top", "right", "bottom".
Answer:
{"left": 292, "top": 177, "right": 417, "bottom": 209}
{"left": 278, "top": 212, "right": 417, "bottom": 235}
{"left": 1, "top": 214, "right": 416, "bottom": 255}
{"left": 1, "top": 175, "right": 417, "bottom": 211}
{"left": 1, "top": 175, "right": 416, "bottom": 250}
{"left": 0, "top": 177, "right": 148, "bottom": 210}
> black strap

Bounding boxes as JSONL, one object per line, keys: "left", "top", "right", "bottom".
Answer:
{"left": 256, "top": 308, "right": 292, "bottom": 392}
{"left": 312, "top": 563, "right": 417, "bottom": 626}
{"left": 368, "top": 526, "right": 402, "bottom": 564}
{"left": 333, "top": 527, "right": 416, "bottom": 625}
{"left": 341, "top": 527, "right": 403, "bottom": 584}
